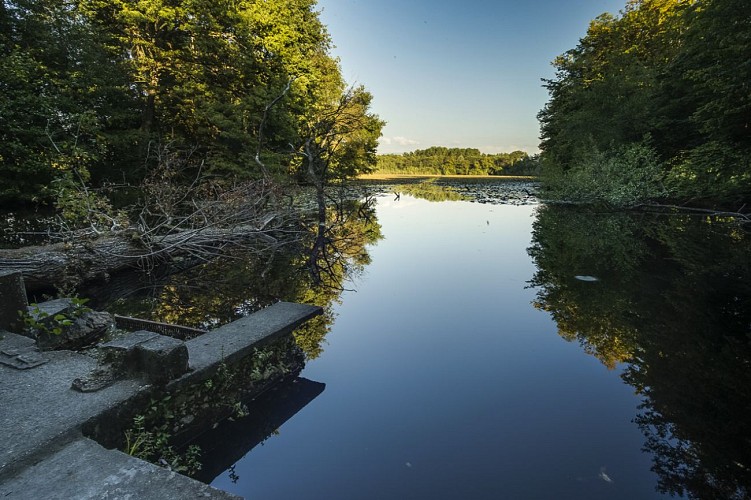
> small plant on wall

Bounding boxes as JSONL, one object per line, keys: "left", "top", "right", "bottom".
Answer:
{"left": 19, "top": 297, "right": 91, "bottom": 337}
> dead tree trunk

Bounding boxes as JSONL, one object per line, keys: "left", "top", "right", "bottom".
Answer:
{"left": 0, "top": 223, "right": 282, "bottom": 293}
{"left": 0, "top": 237, "right": 138, "bottom": 292}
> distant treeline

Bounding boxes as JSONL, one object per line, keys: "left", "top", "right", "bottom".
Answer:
{"left": 376, "top": 147, "right": 540, "bottom": 176}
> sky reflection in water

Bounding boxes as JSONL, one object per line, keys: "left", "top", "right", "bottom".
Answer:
{"left": 211, "top": 194, "right": 666, "bottom": 499}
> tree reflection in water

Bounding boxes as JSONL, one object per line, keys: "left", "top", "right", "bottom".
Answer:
{"left": 529, "top": 205, "right": 751, "bottom": 499}
{"left": 102, "top": 194, "right": 383, "bottom": 360}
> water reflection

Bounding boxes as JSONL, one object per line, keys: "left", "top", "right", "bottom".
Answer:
{"left": 362, "top": 177, "right": 538, "bottom": 205}
{"left": 392, "top": 180, "right": 468, "bottom": 202}
{"left": 88, "top": 181, "right": 751, "bottom": 498}
{"left": 529, "top": 205, "right": 751, "bottom": 498}
{"left": 191, "top": 377, "right": 326, "bottom": 484}
{"left": 99, "top": 197, "right": 383, "bottom": 360}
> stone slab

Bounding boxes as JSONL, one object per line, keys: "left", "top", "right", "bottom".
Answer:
{"left": 177, "top": 301, "right": 322, "bottom": 387}
{"left": 0, "top": 331, "right": 49, "bottom": 369}
{"left": 0, "top": 333, "right": 35, "bottom": 351}
{"left": 0, "top": 436, "right": 240, "bottom": 500}
{"left": 0, "top": 350, "right": 48, "bottom": 369}
{"left": 0, "top": 332, "right": 147, "bottom": 480}
{"left": 29, "top": 297, "right": 74, "bottom": 321}
{"left": 100, "top": 330, "right": 160, "bottom": 351}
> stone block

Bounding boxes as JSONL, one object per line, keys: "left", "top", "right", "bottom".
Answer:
{"left": 100, "top": 330, "right": 188, "bottom": 384}
{"left": 101, "top": 330, "right": 159, "bottom": 353}
{"left": 0, "top": 271, "right": 28, "bottom": 333}
{"left": 135, "top": 335, "right": 189, "bottom": 384}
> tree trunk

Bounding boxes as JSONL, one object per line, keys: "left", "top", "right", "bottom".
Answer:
{"left": 141, "top": 91, "right": 155, "bottom": 133}
{"left": 0, "top": 237, "right": 141, "bottom": 292}
{"left": 0, "top": 224, "right": 279, "bottom": 293}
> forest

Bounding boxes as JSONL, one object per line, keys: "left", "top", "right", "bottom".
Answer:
{"left": 376, "top": 147, "right": 540, "bottom": 176}
{"left": 0, "top": 0, "right": 386, "bottom": 295}
{"left": 6, "top": 0, "right": 747, "bottom": 213}
{"left": 539, "top": 0, "right": 751, "bottom": 207}
{"left": 0, "top": 0, "right": 383, "bottom": 208}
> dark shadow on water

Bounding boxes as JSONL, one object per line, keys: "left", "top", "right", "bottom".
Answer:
{"left": 191, "top": 377, "right": 325, "bottom": 485}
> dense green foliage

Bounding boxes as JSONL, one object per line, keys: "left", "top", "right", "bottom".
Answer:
{"left": 0, "top": 0, "right": 382, "bottom": 206}
{"left": 376, "top": 147, "right": 539, "bottom": 176}
{"left": 529, "top": 205, "right": 751, "bottom": 497}
{"left": 539, "top": 0, "right": 751, "bottom": 205}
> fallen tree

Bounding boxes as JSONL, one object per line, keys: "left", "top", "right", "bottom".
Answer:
{"left": 0, "top": 217, "right": 290, "bottom": 293}
{"left": 0, "top": 152, "right": 304, "bottom": 293}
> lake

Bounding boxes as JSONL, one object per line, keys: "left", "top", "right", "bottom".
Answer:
{"left": 102, "top": 180, "right": 751, "bottom": 499}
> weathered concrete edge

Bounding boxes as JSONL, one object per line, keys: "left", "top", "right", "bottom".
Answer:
{"left": 171, "top": 301, "right": 322, "bottom": 389}
{"left": 0, "top": 427, "right": 83, "bottom": 482}
{"left": 0, "top": 436, "right": 240, "bottom": 500}
{"left": 0, "top": 378, "right": 152, "bottom": 482}
{"left": 84, "top": 301, "right": 321, "bottom": 447}
{"left": 1, "top": 300, "right": 322, "bottom": 499}
{"left": 0, "top": 336, "right": 151, "bottom": 481}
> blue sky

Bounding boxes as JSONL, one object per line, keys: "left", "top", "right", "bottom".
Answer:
{"left": 316, "top": 0, "right": 626, "bottom": 154}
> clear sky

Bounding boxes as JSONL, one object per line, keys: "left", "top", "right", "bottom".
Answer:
{"left": 316, "top": 0, "right": 626, "bottom": 155}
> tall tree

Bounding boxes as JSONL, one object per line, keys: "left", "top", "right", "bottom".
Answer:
{"left": 662, "top": 0, "right": 751, "bottom": 198}
{"left": 538, "top": 0, "right": 751, "bottom": 204}
{"left": 0, "top": 0, "right": 382, "bottom": 206}
{"left": 538, "top": 0, "right": 689, "bottom": 170}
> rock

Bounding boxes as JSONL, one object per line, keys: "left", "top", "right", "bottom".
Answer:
{"left": 23, "top": 298, "right": 75, "bottom": 343}
{"left": 29, "top": 298, "right": 74, "bottom": 322}
{"left": 71, "top": 366, "right": 118, "bottom": 393}
{"left": 66, "top": 311, "right": 115, "bottom": 346}
{"left": 180, "top": 414, "right": 195, "bottom": 426}
{"left": 38, "top": 310, "right": 115, "bottom": 351}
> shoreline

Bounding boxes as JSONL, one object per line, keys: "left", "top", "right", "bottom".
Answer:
{"left": 358, "top": 173, "right": 537, "bottom": 181}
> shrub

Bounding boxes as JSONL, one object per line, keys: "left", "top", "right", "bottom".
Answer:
{"left": 542, "top": 142, "right": 670, "bottom": 207}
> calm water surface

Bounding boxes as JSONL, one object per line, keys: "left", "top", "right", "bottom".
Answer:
{"left": 207, "top": 194, "right": 664, "bottom": 499}
{"left": 101, "top": 181, "right": 750, "bottom": 499}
